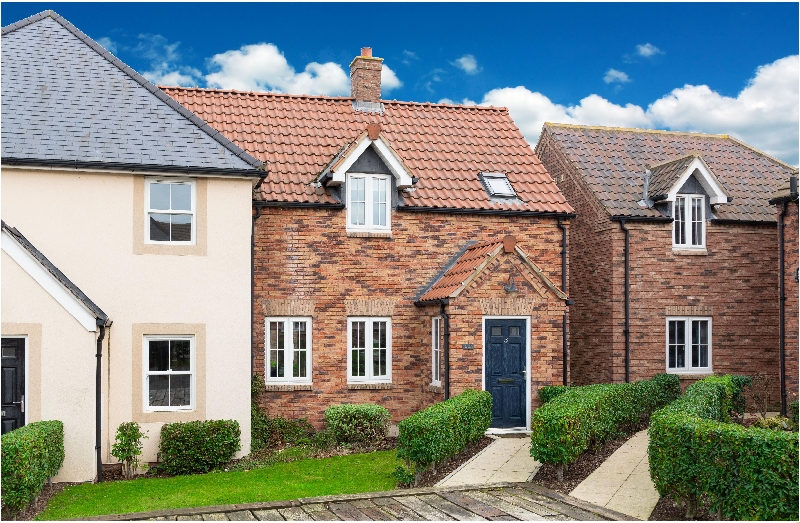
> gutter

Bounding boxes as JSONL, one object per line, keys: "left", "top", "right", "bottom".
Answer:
{"left": 1, "top": 157, "right": 263, "bottom": 179}
{"left": 611, "top": 217, "right": 631, "bottom": 383}
{"left": 398, "top": 206, "right": 576, "bottom": 219}
{"left": 95, "top": 321, "right": 105, "bottom": 483}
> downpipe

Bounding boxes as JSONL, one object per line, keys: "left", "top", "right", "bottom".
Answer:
{"left": 440, "top": 301, "right": 450, "bottom": 400}
{"left": 557, "top": 218, "right": 569, "bottom": 385}
{"left": 779, "top": 200, "right": 788, "bottom": 416}
{"left": 95, "top": 321, "right": 105, "bottom": 483}
{"left": 618, "top": 219, "right": 630, "bottom": 383}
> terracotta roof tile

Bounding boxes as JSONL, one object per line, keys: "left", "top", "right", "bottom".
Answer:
{"left": 542, "top": 123, "right": 796, "bottom": 221}
{"left": 419, "top": 242, "right": 503, "bottom": 302}
{"left": 161, "top": 87, "right": 572, "bottom": 213}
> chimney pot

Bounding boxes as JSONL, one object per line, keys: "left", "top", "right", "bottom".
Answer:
{"left": 350, "top": 47, "right": 383, "bottom": 103}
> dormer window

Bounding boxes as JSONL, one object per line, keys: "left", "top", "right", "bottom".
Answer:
{"left": 673, "top": 195, "right": 705, "bottom": 248}
{"left": 480, "top": 172, "right": 516, "bottom": 198}
{"left": 347, "top": 173, "right": 391, "bottom": 231}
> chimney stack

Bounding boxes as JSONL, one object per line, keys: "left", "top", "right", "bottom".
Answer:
{"left": 350, "top": 47, "right": 383, "bottom": 103}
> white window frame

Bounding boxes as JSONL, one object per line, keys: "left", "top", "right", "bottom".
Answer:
{"left": 143, "top": 335, "right": 195, "bottom": 412}
{"left": 665, "top": 317, "right": 712, "bottom": 374}
{"left": 346, "top": 173, "right": 391, "bottom": 232}
{"left": 673, "top": 195, "right": 705, "bottom": 249}
{"left": 265, "top": 317, "right": 313, "bottom": 384}
{"left": 347, "top": 317, "right": 392, "bottom": 383}
{"left": 145, "top": 178, "right": 196, "bottom": 245}
{"left": 432, "top": 317, "right": 442, "bottom": 386}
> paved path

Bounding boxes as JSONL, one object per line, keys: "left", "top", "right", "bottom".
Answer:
{"left": 438, "top": 436, "right": 542, "bottom": 487}
{"left": 569, "top": 430, "right": 659, "bottom": 520}
{"left": 83, "top": 483, "right": 629, "bottom": 521}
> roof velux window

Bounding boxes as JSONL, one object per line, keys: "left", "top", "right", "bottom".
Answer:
{"left": 480, "top": 172, "right": 516, "bottom": 198}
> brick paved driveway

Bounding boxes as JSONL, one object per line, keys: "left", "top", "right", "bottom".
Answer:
{"left": 83, "top": 482, "right": 632, "bottom": 521}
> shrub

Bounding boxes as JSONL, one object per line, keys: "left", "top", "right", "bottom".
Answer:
{"left": 649, "top": 375, "right": 799, "bottom": 520}
{"left": 1, "top": 421, "right": 65, "bottom": 512}
{"left": 111, "top": 422, "right": 148, "bottom": 479}
{"left": 250, "top": 375, "right": 315, "bottom": 453}
{"left": 790, "top": 400, "right": 799, "bottom": 427}
{"left": 396, "top": 389, "right": 491, "bottom": 484}
{"left": 752, "top": 416, "right": 792, "bottom": 431}
{"left": 158, "top": 420, "right": 241, "bottom": 475}
{"left": 325, "top": 404, "right": 391, "bottom": 445}
{"left": 530, "top": 374, "right": 680, "bottom": 479}
{"left": 538, "top": 385, "right": 571, "bottom": 404}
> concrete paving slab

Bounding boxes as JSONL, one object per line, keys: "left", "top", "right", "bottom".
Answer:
{"left": 438, "top": 437, "right": 541, "bottom": 488}
{"left": 569, "top": 430, "right": 659, "bottom": 520}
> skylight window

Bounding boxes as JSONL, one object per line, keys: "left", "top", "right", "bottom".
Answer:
{"left": 480, "top": 172, "right": 516, "bottom": 198}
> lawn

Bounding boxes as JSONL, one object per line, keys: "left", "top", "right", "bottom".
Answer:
{"left": 37, "top": 450, "right": 399, "bottom": 520}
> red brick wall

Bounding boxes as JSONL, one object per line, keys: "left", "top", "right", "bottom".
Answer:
{"left": 537, "top": 128, "right": 780, "bottom": 391}
{"left": 781, "top": 201, "right": 798, "bottom": 403}
{"left": 536, "top": 130, "right": 615, "bottom": 384}
{"left": 621, "top": 221, "right": 779, "bottom": 391}
{"left": 253, "top": 206, "right": 567, "bottom": 426}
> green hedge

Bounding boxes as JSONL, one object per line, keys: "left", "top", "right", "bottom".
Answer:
{"left": 396, "top": 389, "right": 491, "bottom": 474}
{"left": 1, "top": 421, "right": 65, "bottom": 512}
{"left": 324, "top": 404, "right": 390, "bottom": 445}
{"left": 790, "top": 400, "right": 799, "bottom": 427}
{"left": 158, "top": 420, "right": 241, "bottom": 475}
{"left": 649, "top": 375, "right": 799, "bottom": 520}
{"left": 538, "top": 385, "right": 571, "bottom": 404}
{"left": 530, "top": 374, "right": 680, "bottom": 467}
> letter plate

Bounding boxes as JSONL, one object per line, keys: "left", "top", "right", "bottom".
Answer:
{"left": 498, "top": 378, "right": 514, "bottom": 384}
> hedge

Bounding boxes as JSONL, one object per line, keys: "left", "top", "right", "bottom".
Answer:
{"left": 649, "top": 375, "right": 799, "bottom": 520}
{"left": 396, "top": 389, "right": 491, "bottom": 477}
{"left": 158, "top": 420, "right": 241, "bottom": 475}
{"left": 324, "top": 404, "right": 390, "bottom": 445}
{"left": 538, "top": 385, "right": 571, "bottom": 404}
{"left": 530, "top": 374, "right": 680, "bottom": 469}
{"left": 1, "top": 421, "right": 65, "bottom": 512}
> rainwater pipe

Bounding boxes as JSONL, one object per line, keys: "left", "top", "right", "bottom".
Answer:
{"left": 557, "top": 218, "right": 570, "bottom": 385}
{"left": 618, "top": 219, "right": 630, "bottom": 383}
{"left": 440, "top": 300, "right": 450, "bottom": 400}
{"left": 778, "top": 175, "right": 798, "bottom": 416}
{"left": 95, "top": 321, "right": 105, "bottom": 482}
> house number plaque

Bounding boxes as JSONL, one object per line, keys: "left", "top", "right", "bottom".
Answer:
{"left": 462, "top": 343, "right": 475, "bottom": 350}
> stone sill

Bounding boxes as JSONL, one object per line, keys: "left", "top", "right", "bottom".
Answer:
{"left": 427, "top": 384, "right": 443, "bottom": 393}
{"left": 347, "top": 383, "right": 393, "bottom": 390}
{"left": 672, "top": 248, "right": 708, "bottom": 256}
{"left": 346, "top": 231, "right": 392, "bottom": 238}
{"left": 263, "top": 384, "right": 313, "bottom": 392}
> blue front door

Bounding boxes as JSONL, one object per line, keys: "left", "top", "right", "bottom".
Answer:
{"left": 485, "top": 319, "right": 527, "bottom": 428}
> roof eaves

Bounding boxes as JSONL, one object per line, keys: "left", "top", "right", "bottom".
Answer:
{"left": 1, "top": 220, "right": 110, "bottom": 325}
{"left": 3, "top": 11, "right": 266, "bottom": 173}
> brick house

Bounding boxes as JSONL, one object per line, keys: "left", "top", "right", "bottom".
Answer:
{"left": 535, "top": 123, "right": 796, "bottom": 395}
{"left": 164, "top": 49, "right": 574, "bottom": 430}
{"left": 770, "top": 175, "right": 799, "bottom": 414}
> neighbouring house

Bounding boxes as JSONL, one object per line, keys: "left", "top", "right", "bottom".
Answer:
{"left": 163, "top": 48, "right": 574, "bottom": 431}
{"left": 536, "top": 123, "right": 797, "bottom": 399}
{"left": 1, "top": 11, "right": 264, "bottom": 482}
{"left": 769, "top": 175, "right": 799, "bottom": 414}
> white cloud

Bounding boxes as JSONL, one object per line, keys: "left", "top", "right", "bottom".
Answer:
{"left": 131, "top": 34, "right": 201, "bottom": 87}
{"left": 96, "top": 36, "right": 117, "bottom": 54}
{"left": 478, "top": 55, "right": 798, "bottom": 165}
{"left": 381, "top": 66, "right": 402, "bottom": 93}
{"left": 604, "top": 69, "right": 631, "bottom": 84}
{"left": 636, "top": 43, "right": 664, "bottom": 58}
{"left": 438, "top": 97, "right": 478, "bottom": 106}
{"left": 452, "top": 54, "right": 482, "bottom": 75}
{"left": 401, "top": 50, "right": 418, "bottom": 65}
{"left": 205, "top": 43, "right": 349, "bottom": 95}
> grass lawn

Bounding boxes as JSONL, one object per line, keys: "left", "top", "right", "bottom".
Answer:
{"left": 37, "top": 450, "right": 399, "bottom": 520}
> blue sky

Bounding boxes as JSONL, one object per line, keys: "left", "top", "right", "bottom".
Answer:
{"left": 3, "top": 3, "right": 798, "bottom": 164}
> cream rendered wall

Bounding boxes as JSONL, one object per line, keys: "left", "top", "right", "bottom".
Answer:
{"left": 1, "top": 167, "right": 253, "bottom": 480}
{"left": 1, "top": 251, "right": 100, "bottom": 482}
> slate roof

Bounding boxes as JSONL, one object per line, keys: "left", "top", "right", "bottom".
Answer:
{"left": 1, "top": 11, "right": 264, "bottom": 176}
{"left": 162, "top": 87, "right": 573, "bottom": 213}
{"left": 2, "top": 221, "right": 110, "bottom": 326}
{"left": 539, "top": 123, "right": 797, "bottom": 222}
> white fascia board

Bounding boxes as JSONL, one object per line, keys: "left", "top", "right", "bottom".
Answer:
{"left": 665, "top": 157, "right": 729, "bottom": 205}
{"left": 372, "top": 137, "right": 414, "bottom": 189}
{"left": 1, "top": 230, "right": 98, "bottom": 331}
{"left": 330, "top": 136, "right": 372, "bottom": 185}
{"left": 330, "top": 136, "right": 414, "bottom": 189}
